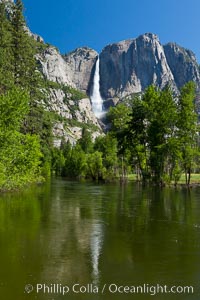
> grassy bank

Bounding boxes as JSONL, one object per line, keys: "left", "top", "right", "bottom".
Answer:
{"left": 127, "top": 174, "right": 200, "bottom": 185}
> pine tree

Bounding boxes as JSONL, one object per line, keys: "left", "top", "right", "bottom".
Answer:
{"left": 11, "top": 0, "right": 52, "bottom": 143}
{"left": 11, "top": 0, "right": 36, "bottom": 89}
{"left": 0, "top": 0, "right": 14, "bottom": 92}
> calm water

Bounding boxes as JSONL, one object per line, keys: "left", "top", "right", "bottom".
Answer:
{"left": 0, "top": 178, "right": 200, "bottom": 299}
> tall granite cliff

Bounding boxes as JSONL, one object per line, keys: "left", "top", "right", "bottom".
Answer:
{"left": 37, "top": 46, "right": 76, "bottom": 86}
{"left": 99, "top": 33, "right": 176, "bottom": 99}
{"left": 36, "top": 45, "right": 102, "bottom": 146}
{"left": 5, "top": 24, "right": 199, "bottom": 144}
{"left": 37, "top": 46, "right": 97, "bottom": 93}
{"left": 34, "top": 32, "right": 200, "bottom": 143}
{"left": 163, "top": 43, "right": 200, "bottom": 90}
{"left": 63, "top": 47, "right": 98, "bottom": 93}
{"left": 36, "top": 33, "right": 200, "bottom": 103}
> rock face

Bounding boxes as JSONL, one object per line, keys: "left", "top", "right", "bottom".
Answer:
{"left": 37, "top": 46, "right": 98, "bottom": 93}
{"left": 63, "top": 47, "right": 98, "bottom": 93}
{"left": 99, "top": 33, "right": 176, "bottom": 99}
{"left": 36, "top": 33, "right": 200, "bottom": 103}
{"left": 99, "top": 33, "right": 200, "bottom": 100}
{"left": 37, "top": 47, "right": 76, "bottom": 86}
{"left": 36, "top": 47, "right": 101, "bottom": 146}
{"left": 46, "top": 88, "right": 102, "bottom": 146}
{"left": 163, "top": 43, "right": 200, "bottom": 90}
{"left": 34, "top": 32, "right": 200, "bottom": 145}
{"left": 26, "top": 26, "right": 44, "bottom": 43}
{"left": 0, "top": 0, "right": 13, "bottom": 3}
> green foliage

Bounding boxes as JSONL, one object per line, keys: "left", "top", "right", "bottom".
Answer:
{"left": 127, "top": 97, "right": 149, "bottom": 179}
{"left": 107, "top": 103, "right": 132, "bottom": 132}
{"left": 47, "top": 81, "right": 62, "bottom": 90}
{"left": 47, "top": 81, "right": 87, "bottom": 101}
{"left": 107, "top": 103, "right": 134, "bottom": 176}
{"left": 0, "top": 89, "right": 42, "bottom": 190}
{"left": 68, "top": 144, "right": 87, "bottom": 178}
{"left": 0, "top": 0, "right": 99, "bottom": 189}
{"left": 109, "top": 83, "right": 199, "bottom": 185}
{"left": 51, "top": 147, "right": 65, "bottom": 175}
{"left": 78, "top": 128, "right": 93, "bottom": 153}
{"left": 50, "top": 83, "right": 199, "bottom": 185}
{"left": 0, "top": 1, "right": 14, "bottom": 92}
{"left": 177, "top": 82, "right": 198, "bottom": 184}
{"left": 86, "top": 151, "right": 105, "bottom": 180}
{"left": 0, "top": 0, "right": 47, "bottom": 190}
{"left": 59, "top": 142, "right": 87, "bottom": 178}
{"left": 0, "top": 0, "right": 199, "bottom": 188}
{"left": 53, "top": 133, "right": 120, "bottom": 181}
{"left": 9, "top": 0, "right": 48, "bottom": 140}
{"left": 65, "top": 118, "right": 99, "bottom": 132}
{"left": 0, "top": 87, "right": 29, "bottom": 130}
{"left": 94, "top": 134, "right": 118, "bottom": 176}
{"left": 146, "top": 86, "right": 178, "bottom": 184}
{"left": 62, "top": 85, "right": 87, "bottom": 101}
{"left": 11, "top": 0, "right": 37, "bottom": 89}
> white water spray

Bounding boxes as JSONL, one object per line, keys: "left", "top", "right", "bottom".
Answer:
{"left": 90, "top": 57, "right": 104, "bottom": 118}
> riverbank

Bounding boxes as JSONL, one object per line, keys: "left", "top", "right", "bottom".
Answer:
{"left": 0, "top": 176, "right": 45, "bottom": 193}
{"left": 1, "top": 173, "right": 200, "bottom": 194}
{"left": 127, "top": 174, "right": 200, "bottom": 186}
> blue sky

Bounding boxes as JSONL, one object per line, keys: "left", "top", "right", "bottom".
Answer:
{"left": 23, "top": 0, "right": 200, "bottom": 62}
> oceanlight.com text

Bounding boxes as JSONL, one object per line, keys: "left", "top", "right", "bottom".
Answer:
{"left": 24, "top": 283, "right": 194, "bottom": 296}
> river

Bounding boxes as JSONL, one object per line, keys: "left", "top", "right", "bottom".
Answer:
{"left": 0, "top": 178, "right": 200, "bottom": 299}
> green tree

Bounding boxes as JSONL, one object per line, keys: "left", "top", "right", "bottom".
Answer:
{"left": 78, "top": 128, "right": 93, "bottom": 153}
{"left": 11, "top": 0, "right": 36, "bottom": 89}
{"left": 94, "top": 134, "right": 119, "bottom": 178}
{"left": 107, "top": 103, "right": 132, "bottom": 154}
{"left": 126, "top": 84, "right": 199, "bottom": 185}
{"left": 0, "top": 0, "right": 14, "bottom": 92}
{"left": 11, "top": 0, "right": 48, "bottom": 140}
{"left": 127, "top": 96, "right": 149, "bottom": 182}
{"left": 51, "top": 147, "right": 65, "bottom": 176}
{"left": 60, "top": 140, "right": 72, "bottom": 177}
{"left": 177, "top": 82, "right": 199, "bottom": 185}
{"left": 0, "top": 88, "right": 42, "bottom": 190}
{"left": 107, "top": 103, "right": 132, "bottom": 132}
{"left": 63, "top": 144, "right": 87, "bottom": 178}
{"left": 146, "top": 86, "right": 177, "bottom": 184}
{"left": 86, "top": 151, "right": 105, "bottom": 180}
{"left": 0, "top": 87, "right": 29, "bottom": 130}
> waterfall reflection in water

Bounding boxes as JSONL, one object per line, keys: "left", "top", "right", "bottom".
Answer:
{"left": 90, "top": 222, "right": 103, "bottom": 284}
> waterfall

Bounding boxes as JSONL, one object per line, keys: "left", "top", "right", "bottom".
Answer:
{"left": 90, "top": 57, "right": 104, "bottom": 118}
